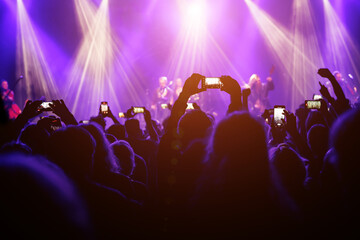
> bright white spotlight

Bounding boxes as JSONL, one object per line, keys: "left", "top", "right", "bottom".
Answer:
{"left": 185, "top": 1, "right": 206, "bottom": 26}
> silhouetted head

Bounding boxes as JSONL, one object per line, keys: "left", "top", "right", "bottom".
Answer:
{"left": 90, "top": 115, "right": 106, "bottom": 130}
{"left": 110, "top": 140, "right": 135, "bottom": 176}
{"left": 19, "top": 124, "right": 50, "bottom": 155}
{"left": 178, "top": 109, "right": 213, "bottom": 150}
{"left": 47, "top": 126, "right": 96, "bottom": 177}
{"left": 125, "top": 118, "right": 143, "bottom": 139}
{"left": 307, "top": 124, "right": 329, "bottom": 160}
{"left": 305, "top": 111, "right": 327, "bottom": 133}
{"left": 105, "top": 133, "right": 116, "bottom": 143}
{"left": 80, "top": 123, "right": 119, "bottom": 174}
{"left": 106, "top": 123, "right": 126, "bottom": 140}
{"left": 206, "top": 112, "right": 269, "bottom": 189}
{"left": 0, "top": 141, "right": 32, "bottom": 155}
{"left": 0, "top": 153, "right": 91, "bottom": 238}
{"left": 269, "top": 144, "right": 306, "bottom": 192}
{"left": 331, "top": 108, "right": 360, "bottom": 178}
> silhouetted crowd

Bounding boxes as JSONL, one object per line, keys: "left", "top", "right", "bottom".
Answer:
{"left": 1, "top": 69, "right": 360, "bottom": 239}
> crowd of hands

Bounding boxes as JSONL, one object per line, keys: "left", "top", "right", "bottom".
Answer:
{"left": 0, "top": 68, "right": 359, "bottom": 238}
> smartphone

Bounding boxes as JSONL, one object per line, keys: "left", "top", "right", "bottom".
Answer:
{"left": 100, "top": 101, "right": 109, "bottom": 115}
{"left": 118, "top": 112, "right": 125, "bottom": 118}
{"left": 202, "top": 77, "right": 223, "bottom": 89}
{"left": 80, "top": 120, "right": 90, "bottom": 124}
{"left": 133, "top": 107, "right": 145, "bottom": 114}
{"left": 161, "top": 103, "right": 169, "bottom": 109}
{"left": 186, "top": 102, "right": 194, "bottom": 110}
{"left": 305, "top": 100, "right": 321, "bottom": 109}
{"left": 39, "top": 101, "right": 52, "bottom": 111}
{"left": 313, "top": 94, "right": 323, "bottom": 100}
{"left": 50, "top": 117, "right": 62, "bottom": 131}
{"left": 273, "top": 105, "right": 285, "bottom": 127}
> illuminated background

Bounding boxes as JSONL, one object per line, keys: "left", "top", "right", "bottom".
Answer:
{"left": 0, "top": 0, "right": 359, "bottom": 121}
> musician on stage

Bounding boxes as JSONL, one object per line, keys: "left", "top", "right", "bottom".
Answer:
{"left": 1, "top": 79, "right": 21, "bottom": 119}
{"left": 151, "top": 76, "right": 174, "bottom": 122}
{"left": 245, "top": 74, "right": 274, "bottom": 115}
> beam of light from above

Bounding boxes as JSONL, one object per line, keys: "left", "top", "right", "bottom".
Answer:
{"left": 16, "top": 0, "right": 59, "bottom": 105}
{"left": 245, "top": 0, "right": 320, "bottom": 110}
{"left": 164, "top": 0, "right": 248, "bottom": 115}
{"left": 291, "top": 0, "right": 325, "bottom": 105}
{"left": 167, "top": 0, "right": 246, "bottom": 97}
{"left": 323, "top": 0, "right": 360, "bottom": 87}
{"left": 65, "top": 0, "right": 144, "bottom": 120}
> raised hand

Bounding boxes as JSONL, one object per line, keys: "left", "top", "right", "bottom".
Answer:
{"left": 181, "top": 73, "right": 205, "bottom": 98}
{"left": 242, "top": 88, "right": 251, "bottom": 111}
{"left": 144, "top": 107, "right": 152, "bottom": 122}
{"left": 283, "top": 110, "right": 297, "bottom": 136}
{"left": 221, "top": 75, "right": 241, "bottom": 96}
{"left": 21, "top": 100, "right": 42, "bottom": 120}
{"left": 317, "top": 68, "right": 334, "bottom": 79}
{"left": 50, "top": 99, "right": 77, "bottom": 125}
{"left": 126, "top": 107, "right": 135, "bottom": 118}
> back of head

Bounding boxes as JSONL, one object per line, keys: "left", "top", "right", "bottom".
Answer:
{"left": 194, "top": 112, "right": 275, "bottom": 237}
{"left": 19, "top": 124, "right": 50, "bottom": 155}
{"left": 81, "top": 123, "right": 119, "bottom": 173}
{"left": 206, "top": 112, "right": 269, "bottom": 196}
{"left": 47, "top": 126, "right": 95, "bottom": 177}
{"left": 269, "top": 144, "right": 306, "bottom": 191}
{"left": 211, "top": 112, "right": 268, "bottom": 167}
{"left": 331, "top": 108, "right": 360, "bottom": 178}
{"left": 106, "top": 123, "right": 126, "bottom": 140}
{"left": 0, "top": 153, "right": 90, "bottom": 238}
{"left": 89, "top": 115, "right": 106, "bottom": 130}
{"left": 111, "top": 140, "right": 135, "bottom": 176}
{"left": 307, "top": 124, "right": 329, "bottom": 159}
{"left": 305, "top": 111, "right": 326, "bottom": 133}
{"left": 125, "top": 118, "right": 142, "bottom": 139}
{"left": 178, "top": 110, "right": 213, "bottom": 149}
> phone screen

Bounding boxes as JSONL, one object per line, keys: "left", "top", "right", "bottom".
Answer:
{"left": 133, "top": 107, "right": 145, "bottom": 113}
{"left": 118, "top": 112, "right": 125, "bottom": 118}
{"left": 274, "top": 106, "right": 285, "bottom": 127}
{"left": 101, "top": 101, "right": 108, "bottom": 113}
{"left": 313, "top": 94, "right": 323, "bottom": 100}
{"left": 161, "top": 103, "right": 169, "bottom": 109}
{"left": 203, "top": 77, "right": 223, "bottom": 89}
{"left": 40, "top": 101, "right": 52, "bottom": 111}
{"left": 305, "top": 100, "right": 321, "bottom": 109}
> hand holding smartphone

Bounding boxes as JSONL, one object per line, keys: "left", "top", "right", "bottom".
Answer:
{"left": 201, "top": 77, "right": 224, "bottom": 89}
{"left": 305, "top": 100, "right": 321, "bottom": 110}
{"left": 274, "top": 105, "right": 286, "bottom": 127}
{"left": 38, "top": 101, "right": 53, "bottom": 111}
{"left": 100, "top": 101, "right": 109, "bottom": 115}
{"left": 132, "top": 106, "right": 145, "bottom": 114}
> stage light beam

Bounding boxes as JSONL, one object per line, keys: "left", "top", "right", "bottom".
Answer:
{"left": 16, "top": 0, "right": 59, "bottom": 105}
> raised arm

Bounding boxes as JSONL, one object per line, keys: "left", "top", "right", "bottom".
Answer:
{"left": 144, "top": 108, "right": 159, "bottom": 144}
{"left": 50, "top": 99, "right": 78, "bottom": 125}
{"left": 221, "top": 75, "right": 242, "bottom": 114}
